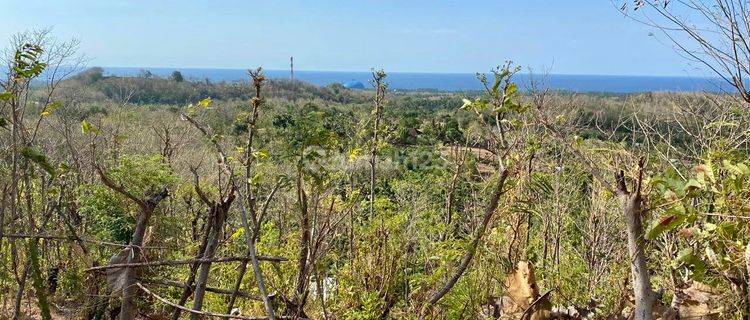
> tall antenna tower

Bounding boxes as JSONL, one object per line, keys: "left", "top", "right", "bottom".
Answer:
{"left": 290, "top": 56, "right": 294, "bottom": 80}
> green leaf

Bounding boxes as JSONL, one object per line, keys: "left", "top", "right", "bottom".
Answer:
{"left": 113, "top": 134, "right": 128, "bottom": 144}
{"left": 348, "top": 147, "right": 362, "bottom": 162}
{"left": 0, "top": 116, "right": 7, "bottom": 128}
{"left": 716, "top": 221, "right": 739, "bottom": 238}
{"left": 252, "top": 149, "right": 269, "bottom": 161}
{"left": 41, "top": 101, "right": 61, "bottom": 117}
{"left": 704, "top": 222, "right": 717, "bottom": 232}
{"left": 504, "top": 83, "right": 518, "bottom": 97}
{"left": 683, "top": 179, "right": 703, "bottom": 192}
{"left": 248, "top": 173, "right": 263, "bottom": 186}
{"left": 81, "top": 120, "right": 100, "bottom": 135}
{"left": 674, "top": 247, "right": 707, "bottom": 279}
{"left": 647, "top": 213, "right": 686, "bottom": 240}
{"left": 186, "top": 103, "right": 197, "bottom": 116}
{"left": 704, "top": 120, "right": 738, "bottom": 129}
{"left": 473, "top": 99, "right": 488, "bottom": 112}
{"left": 13, "top": 44, "right": 46, "bottom": 80}
{"left": 724, "top": 159, "right": 749, "bottom": 176}
{"left": 230, "top": 227, "right": 245, "bottom": 240}
{"left": 0, "top": 92, "right": 12, "bottom": 101}
{"left": 491, "top": 76, "right": 502, "bottom": 94}
{"left": 21, "top": 147, "right": 56, "bottom": 177}
{"left": 198, "top": 97, "right": 213, "bottom": 108}
{"left": 675, "top": 247, "right": 694, "bottom": 264}
{"left": 572, "top": 135, "right": 584, "bottom": 147}
{"left": 736, "top": 163, "right": 750, "bottom": 175}
{"left": 59, "top": 162, "right": 70, "bottom": 173}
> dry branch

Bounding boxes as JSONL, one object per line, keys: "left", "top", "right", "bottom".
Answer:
{"left": 1, "top": 233, "right": 165, "bottom": 248}
{"left": 136, "top": 282, "right": 282, "bottom": 320}
{"left": 85, "top": 255, "right": 287, "bottom": 272}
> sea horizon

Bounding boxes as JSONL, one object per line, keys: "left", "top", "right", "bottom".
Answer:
{"left": 93, "top": 66, "right": 733, "bottom": 94}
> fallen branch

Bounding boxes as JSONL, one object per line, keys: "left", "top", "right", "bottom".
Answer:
{"left": 85, "top": 255, "right": 287, "bottom": 272}
{"left": 1, "top": 233, "right": 165, "bottom": 249}
{"left": 136, "top": 282, "right": 278, "bottom": 320}
{"left": 140, "top": 278, "right": 262, "bottom": 301}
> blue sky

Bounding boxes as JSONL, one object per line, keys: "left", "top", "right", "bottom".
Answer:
{"left": 0, "top": 0, "right": 706, "bottom": 76}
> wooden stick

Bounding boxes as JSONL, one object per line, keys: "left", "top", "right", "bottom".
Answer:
{"left": 85, "top": 255, "right": 287, "bottom": 272}
{"left": 1, "top": 233, "right": 165, "bottom": 249}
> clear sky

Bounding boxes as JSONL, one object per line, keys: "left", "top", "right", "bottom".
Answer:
{"left": 0, "top": 0, "right": 707, "bottom": 76}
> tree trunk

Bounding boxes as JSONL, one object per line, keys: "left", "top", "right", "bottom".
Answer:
{"left": 116, "top": 189, "right": 168, "bottom": 320}
{"left": 422, "top": 169, "right": 508, "bottom": 316}
{"left": 118, "top": 209, "right": 153, "bottom": 320}
{"left": 621, "top": 192, "right": 655, "bottom": 320}
{"left": 171, "top": 217, "right": 211, "bottom": 320}
{"left": 616, "top": 165, "right": 655, "bottom": 320}
{"left": 12, "top": 264, "right": 30, "bottom": 320}
{"left": 26, "top": 238, "right": 51, "bottom": 320}
{"left": 190, "top": 198, "right": 232, "bottom": 320}
{"left": 293, "top": 174, "right": 311, "bottom": 317}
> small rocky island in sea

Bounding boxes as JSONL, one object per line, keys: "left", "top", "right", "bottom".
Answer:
{"left": 342, "top": 80, "right": 365, "bottom": 89}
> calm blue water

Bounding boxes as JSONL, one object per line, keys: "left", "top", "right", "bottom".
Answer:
{"left": 100, "top": 67, "right": 734, "bottom": 93}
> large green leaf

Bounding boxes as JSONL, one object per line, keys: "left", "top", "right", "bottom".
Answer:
{"left": 647, "top": 212, "right": 686, "bottom": 240}
{"left": 20, "top": 146, "right": 56, "bottom": 177}
{"left": 674, "top": 247, "right": 707, "bottom": 280}
{"left": 683, "top": 178, "right": 704, "bottom": 192}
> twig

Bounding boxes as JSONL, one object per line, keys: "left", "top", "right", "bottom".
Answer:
{"left": 703, "top": 212, "right": 750, "bottom": 220}
{"left": 1, "top": 233, "right": 165, "bottom": 249}
{"left": 85, "top": 255, "right": 287, "bottom": 272}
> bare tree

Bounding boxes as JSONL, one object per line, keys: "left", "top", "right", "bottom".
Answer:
{"left": 619, "top": 0, "right": 750, "bottom": 104}
{"left": 189, "top": 176, "right": 235, "bottom": 320}
{"left": 531, "top": 81, "right": 657, "bottom": 320}
{"left": 1, "top": 29, "right": 84, "bottom": 320}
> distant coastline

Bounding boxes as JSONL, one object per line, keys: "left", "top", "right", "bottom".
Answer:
{"left": 95, "top": 67, "right": 733, "bottom": 94}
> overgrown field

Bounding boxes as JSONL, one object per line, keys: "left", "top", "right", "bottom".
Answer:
{"left": 1, "top": 36, "right": 749, "bottom": 319}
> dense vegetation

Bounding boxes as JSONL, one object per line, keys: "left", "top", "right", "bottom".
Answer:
{"left": 1, "top": 31, "right": 750, "bottom": 320}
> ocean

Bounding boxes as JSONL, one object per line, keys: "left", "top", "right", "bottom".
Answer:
{"left": 100, "top": 67, "right": 733, "bottom": 94}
